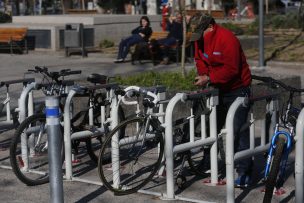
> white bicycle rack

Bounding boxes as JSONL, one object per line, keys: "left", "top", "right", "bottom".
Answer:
{"left": 295, "top": 107, "right": 304, "bottom": 203}
{"left": 0, "top": 78, "right": 35, "bottom": 130}
{"left": 63, "top": 83, "right": 120, "bottom": 183}
{"left": 225, "top": 94, "right": 279, "bottom": 203}
{"left": 16, "top": 81, "right": 73, "bottom": 172}
{"left": 110, "top": 85, "right": 167, "bottom": 189}
{"left": 163, "top": 88, "right": 219, "bottom": 202}
{"left": 107, "top": 87, "right": 217, "bottom": 203}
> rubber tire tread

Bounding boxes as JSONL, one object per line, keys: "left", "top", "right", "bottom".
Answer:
{"left": 10, "top": 114, "right": 64, "bottom": 186}
{"left": 98, "top": 116, "right": 164, "bottom": 195}
{"left": 86, "top": 105, "right": 125, "bottom": 163}
{"left": 263, "top": 136, "right": 285, "bottom": 203}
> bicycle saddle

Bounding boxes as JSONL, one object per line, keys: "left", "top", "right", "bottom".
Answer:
{"left": 87, "top": 73, "right": 108, "bottom": 84}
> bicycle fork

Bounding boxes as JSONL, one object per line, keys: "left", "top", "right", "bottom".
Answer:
{"left": 264, "top": 128, "right": 293, "bottom": 186}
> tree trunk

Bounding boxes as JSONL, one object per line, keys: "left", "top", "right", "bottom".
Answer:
{"left": 179, "top": 0, "right": 186, "bottom": 78}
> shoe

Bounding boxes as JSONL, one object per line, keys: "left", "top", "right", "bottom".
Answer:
{"left": 159, "top": 57, "right": 169, "bottom": 65}
{"left": 114, "top": 58, "right": 124, "bottom": 63}
{"left": 234, "top": 174, "right": 252, "bottom": 188}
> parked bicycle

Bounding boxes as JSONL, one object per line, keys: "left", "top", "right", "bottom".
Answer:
{"left": 98, "top": 85, "right": 219, "bottom": 195}
{"left": 251, "top": 75, "right": 304, "bottom": 202}
{"left": 9, "top": 66, "right": 80, "bottom": 185}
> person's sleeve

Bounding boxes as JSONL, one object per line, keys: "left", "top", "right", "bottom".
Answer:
{"left": 208, "top": 37, "right": 241, "bottom": 84}
{"left": 145, "top": 27, "right": 152, "bottom": 38}
{"left": 194, "top": 41, "right": 209, "bottom": 76}
{"left": 131, "top": 26, "right": 140, "bottom": 34}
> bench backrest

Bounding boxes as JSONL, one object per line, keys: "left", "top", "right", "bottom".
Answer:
{"left": 149, "top": 31, "right": 169, "bottom": 40}
{"left": 149, "top": 31, "right": 192, "bottom": 41}
{"left": 0, "top": 28, "right": 28, "bottom": 42}
{"left": 149, "top": 31, "right": 192, "bottom": 47}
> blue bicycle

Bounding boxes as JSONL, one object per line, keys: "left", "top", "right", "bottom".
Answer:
{"left": 252, "top": 75, "right": 304, "bottom": 202}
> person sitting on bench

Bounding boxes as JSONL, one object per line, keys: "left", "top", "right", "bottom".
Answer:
{"left": 114, "top": 16, "right": 152, "bottom": 63}
{"left": 157, "top": 13, "right": 183, "bottom": 65}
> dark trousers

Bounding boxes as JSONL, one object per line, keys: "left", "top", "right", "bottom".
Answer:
{"left": 157, "top": 37, "right": 178, "bottom": 59}
{"left": 198, "top": 86, "right": 252, "bottom": 176}
{"left": 217, "top": 86, "right": 252, "bottom": 175}
{"left": 117, "top": 34, "right": 145, "bottom": 59}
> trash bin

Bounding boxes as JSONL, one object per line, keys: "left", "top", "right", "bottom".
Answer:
{"left": 64, "top": 23, "right": 87, "bottom": 57}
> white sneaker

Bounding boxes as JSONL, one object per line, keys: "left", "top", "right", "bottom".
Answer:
{"left": 114, "top": 58, "right": 124, "bottom": 63}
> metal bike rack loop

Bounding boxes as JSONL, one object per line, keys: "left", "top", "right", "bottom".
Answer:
{"left": 295, "top": 108, "right": 304, "bottom": 203}
{"left": 225, "top": 94, "right": 279, "bottom": 203}
{"left": 164, "top": 88, "right": 219, "bottom": 202}
{"left": 64, "top": 84, "right": 118, "bottom": 182}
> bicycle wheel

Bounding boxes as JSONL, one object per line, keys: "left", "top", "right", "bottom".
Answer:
{"left": 180, "top": 119, "right": 212, "bottom": 177}
{"left": 98, "top": 116, "right": 164, "bottom": 195}
{"left": 86, "top": 105, "right": 125, "bottom": 163}
{"left": 10, "top": 114, "right": 63, "bottom": 186}
{"left": 263, "top": 136, "right": 285, "bottom": 203}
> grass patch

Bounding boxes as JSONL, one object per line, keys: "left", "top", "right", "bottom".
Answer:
{"left": 115, "top": 69, "right": 198, "bottom": 91}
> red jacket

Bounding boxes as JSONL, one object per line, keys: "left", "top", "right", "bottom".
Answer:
{"left": 194, "top": 24, "right": 251, "bottom": 92}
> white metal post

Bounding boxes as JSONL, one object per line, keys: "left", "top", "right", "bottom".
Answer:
{"left": 165, "top": 93, "right": 184, "bottom": 199}
{"left": 295, "top": 108, "right": 304, "bottom": 203}
{"left": 6, "top": 92, "right": 11, "bottom": 121}
{"left": 64, "top": 89, "right": 77, "bottom": 180}
{"left": 209, "top": 95, "right": 218, "bottom": 184}
{"left": 110, "top": 89, "right": 120, "bottom": 188}
{"left": 226, "top": 97, "right": 245, "bottom": 203}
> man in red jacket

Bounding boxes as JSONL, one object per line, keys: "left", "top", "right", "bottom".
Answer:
{"left": 189, "top": 13, "right": 252, "bottom": 188}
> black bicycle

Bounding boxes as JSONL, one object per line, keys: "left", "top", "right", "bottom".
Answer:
{"left": 9, "top": 66, "right": 81, "bottom": 186}
{"left": 252, "top": 75, "right": 304, "bottom": 202}
{"left": 10, "top": 67, "right": 126, "bottom": 186}
{"left": 98, "top": 86, "right": 218, "bottom": 195}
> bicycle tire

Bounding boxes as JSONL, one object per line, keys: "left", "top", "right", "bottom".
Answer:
{"left": 263, "top": 136, "right": 285, "bottom": 203}
{"left": 98, "top": 116, "right": 164, "bottom": 195}
{"left": 10, "top": 114, "right": 64, "bottom": 186}
{"left": 86, "top": 105, "right": 125, "bottom": 163}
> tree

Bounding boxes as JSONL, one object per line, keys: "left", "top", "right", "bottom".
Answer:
{"left": 178, "top": 0, "right": 186, "bottom": 77}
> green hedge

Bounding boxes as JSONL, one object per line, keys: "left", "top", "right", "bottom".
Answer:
{"left": 115, "top": 69, "right": 198, "bottom": 91}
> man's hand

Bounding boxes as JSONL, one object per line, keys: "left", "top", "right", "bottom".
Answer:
{"left": 139, "top": 33, "right": 145, "bottom": 38}
{"left": 194, "top": 75, "right": 209, "bottom": 87}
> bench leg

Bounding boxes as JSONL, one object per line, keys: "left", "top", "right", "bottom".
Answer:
{"left": 176, "top": 46, "right": 179, "bottom": 66}
{"left": 10, "top": 41, "right": 13, "bottom": 55}
{"left": 25, "top": 39, "right": 28, "bottom": 54}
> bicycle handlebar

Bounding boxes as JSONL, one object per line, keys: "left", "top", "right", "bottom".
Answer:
{"left": 122, "top": 86, "right": 159, "bottom": 107}
{"left": 28, "top": 66, "right": 81, "bottom": 82}
{"left": 252, "top": 75, "right": 304, "bottom": 93}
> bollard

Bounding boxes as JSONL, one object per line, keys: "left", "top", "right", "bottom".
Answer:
{"left": 46, "top": 96, "right": 64, "bottom": 203}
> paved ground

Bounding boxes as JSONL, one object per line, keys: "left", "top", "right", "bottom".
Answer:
{"left": 0, "top": 51, "right": 303, "bottom": 203}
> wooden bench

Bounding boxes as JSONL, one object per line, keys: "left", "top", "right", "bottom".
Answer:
{"left": 0, "top": 27, "right": 28, "bottom": 54}
{"left": 131, "top": 31, "right": 193, "bottom": 65}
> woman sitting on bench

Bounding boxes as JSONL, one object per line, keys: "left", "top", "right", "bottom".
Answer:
{"left": 114, "top": 16, "right": 152, "bottom": 63}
